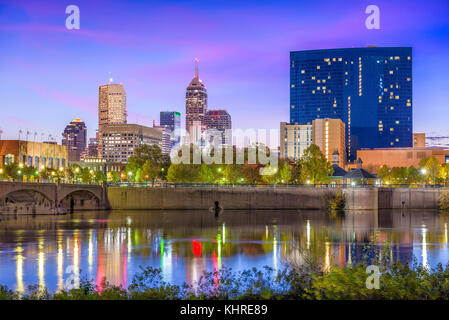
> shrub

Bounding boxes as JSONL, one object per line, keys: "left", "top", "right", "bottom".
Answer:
{"left": 439, "top": 190, "right": 449, "bottom": 211}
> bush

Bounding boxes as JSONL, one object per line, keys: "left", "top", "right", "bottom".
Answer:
{"left": 439, "top": 190, "right": 449, "bottom": 211}
{"left": 323, "top": 190, "right": 346, "bottom": 213}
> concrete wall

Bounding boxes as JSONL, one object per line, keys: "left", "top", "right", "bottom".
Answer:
{"left": 107, "top": 187, "right": 337, "bottom": 210}
{"left": 107, "top": 186, "right": 444, "bottom": 210}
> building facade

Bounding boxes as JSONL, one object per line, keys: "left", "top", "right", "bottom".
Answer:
{"left": 0, "top": 140, "right": 68, "bottom": 169}
{"left": 413, "top": 133, "right": 426, "bottom": 148}
{"left": 204, "top": 110, "right": 232, "bottom": 145}
{"left": 312, "top": 118, "right": 346, "bottom": 167}
{"left": 290, "top": 47, "right": 413, "bottom": 161}
{"left": 356, "top": 147, "right": 449, "bottom": 173}
{"left": 100, "top": 124, "right": 162, "bottom": 163}
{"left": 186, "top": 60, "right": 208, "bottom": 140}
{"left": 280, "top": 122, "right": 312, "bottom": 161}
{"left": 98, "top": 83, "right": 127, "bottom": 157}
{"left": 62, "top": 118, "right": 87, "bottom": 162}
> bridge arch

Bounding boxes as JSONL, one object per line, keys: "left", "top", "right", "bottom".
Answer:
{"left": 58, "top": 189, "right": 101, "bottom": 211}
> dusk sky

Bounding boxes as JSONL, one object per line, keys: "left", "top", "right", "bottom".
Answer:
{"left": 1, "top": 0, "right": 449, "bottom": 147}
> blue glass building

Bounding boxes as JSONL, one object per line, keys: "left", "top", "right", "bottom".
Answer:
{"left": 290, "top": 47, "right": 412, "bottom": 161}
{"left": 160, "top": 111, "right": 181, "bottom": 145}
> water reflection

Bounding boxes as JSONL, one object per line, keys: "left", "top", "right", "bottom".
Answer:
{"left": 0, "top": 209, "right": 449, "bottom": 292}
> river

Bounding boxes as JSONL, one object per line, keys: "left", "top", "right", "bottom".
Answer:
{"left": 0, "top": 209, "right": 448, "bottom": 293}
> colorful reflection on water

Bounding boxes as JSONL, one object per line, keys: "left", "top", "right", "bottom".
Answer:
{"left": 0, "top": 209, "right": 449, "bottom": 292}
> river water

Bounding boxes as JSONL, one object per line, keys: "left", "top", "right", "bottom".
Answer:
{"left": 0, "top": 209, "right": 449, "bottom": 293}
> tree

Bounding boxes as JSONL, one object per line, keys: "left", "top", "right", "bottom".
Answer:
{"left": 142, "top": 160, "right": 160, "bottom": 186}
{"left": 390, "top": 167, "right": 407, "bottom": 184}
{"left": 439, "top": 163, "right": 449, "bottom": 186}
{"left": 300, "top": 144, "right": 333, "bottom": 184}
{"left": 4, "top": 162, "right": 20, "bottom": 180}
{"left": 419, "top": 156, "right": 440, "bottom": 185}
{"left": 198, "top": 164, "right": 215, "bottom": 184}
{"left": 166, "top": 164, "right": 198, "bottom": 183}
{"left": 223, "top": 164, "right": 242, "bottom": 184}
{"left": 377, "top": 165, "right": 390, "bottom": 184}
{"left": 406, "top": 166, "right": 420, "bottom": 184}
{"left": 107, "top": 171, "right": 120, "bottom": 183}
{"left": 241, "top": 164, "right": 261, "bottom": 185}
{"left": 80, "top": 167, "right": 93, "bottom": 183}
{"left": 95, "top": 171, "right": 106, "bottom": 183}
{"left": 279, "top": 161, "right": 293, "bottom": 184}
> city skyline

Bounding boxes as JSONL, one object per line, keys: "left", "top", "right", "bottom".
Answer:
{"left": 1, "top": 0, "right": 449, "bottom": 148}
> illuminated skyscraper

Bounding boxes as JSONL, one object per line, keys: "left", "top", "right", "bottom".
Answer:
{"left": 204, "top": 110, "right": 232, "bottom": 145}
{"left": 290, "top": 47, "right": 412, "bottom": 161}
{"left": 62, "top": 118, "right": 87, "bottom": 162}
{"left": 98, "top": 83, "right": 127, "bottom": 157}
{"left": 186, "top": 59, "right": 208, "bottom": 141}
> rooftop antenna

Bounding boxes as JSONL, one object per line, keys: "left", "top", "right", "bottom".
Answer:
{"left": 108, "top": 71, "right": 113, "bottom": 83}
{"left": 0, "top": 127, "right": 3, "bottom": 140}
{"left": 194, "top": 58, "right": 199, "bottom": 79}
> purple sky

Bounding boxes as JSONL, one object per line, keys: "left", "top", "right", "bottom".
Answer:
{"left": 1, "top": 0, "right": 449, "bottom": 147}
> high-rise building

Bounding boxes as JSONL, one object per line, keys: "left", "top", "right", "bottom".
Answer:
{"left": 312, "top": 118, "right": 346, "bottom": 167}
{"left": 204, "top": 110, "right": 232, "bottom": 144}
{"left": 98, "top": 83, "right": 127, "bottom": 158}
{"left": 280, "top": 122, "right": 312, "bottom": 161}
{"left": 100, "top": 124, "right": 162, "bottom": 163}
{"left": 160, "top": 111, "right": 181, "bottom": 151}
{"left": 186, "top": 59, "right": 208, "bottom": 140}
{"left": 290, "top": 47, "right": 413, "bottom": 161}
{"left": 62, "top": 118, "right": 87, "bottom": 162}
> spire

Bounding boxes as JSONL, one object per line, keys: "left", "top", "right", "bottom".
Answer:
{"left": 194, "top": 58, "right": 199, "bottom": 79}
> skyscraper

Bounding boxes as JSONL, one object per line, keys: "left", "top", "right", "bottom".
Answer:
{"left": 62, "top": 118, "right": 87, "bottom": 162}
{"left": 290, "top": 47, "right": 412, "bottom": 161}
{"left": 160, "top": 111, "right": 181, "bottom": 153}
{"left": 186, "top": 59, "right": 208, "bottom": 141}
{"left": 204, "top": 109, "right": 232, "bottom": 145}
{"left": 98, "top": 83, "right": 127, "bottom": 157}
{"left": 280, "top": 122, "right": 312, "bottom": 161}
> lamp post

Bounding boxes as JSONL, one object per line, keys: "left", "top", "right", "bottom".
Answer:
{"left": 421, "top": 168, "right": 427, "bottom": 186}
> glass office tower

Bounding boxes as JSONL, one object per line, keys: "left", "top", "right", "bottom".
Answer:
{"left": 290, "top": 47, "right": 412, "bottom": 161}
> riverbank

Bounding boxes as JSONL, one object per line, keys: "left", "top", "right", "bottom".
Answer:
{"left": 1, "top": 261, "right": 448, "bottom": 300}
{"left": 107, "top": 187, "right": 443, "bottom": 210}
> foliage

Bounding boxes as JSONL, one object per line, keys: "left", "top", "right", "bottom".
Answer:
{"left": 419, "top": 156, "right": 440, "bottom": 184}
{"left": 439, "top": 190, "right": 449, "bottom": 212}
{"left": 300, "top": 145, "right": 333, "bottom": 184}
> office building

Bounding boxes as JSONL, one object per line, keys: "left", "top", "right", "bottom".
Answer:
{"left": 290, "top": 47, "right": 413, "bottom": 161}
{"left": 280, "top": 122, "right": 313, "bottom": 161}
{"left": 100, "top": 124, "right": 162, "bottom": 163}
{"left": 62, "top": 118, "right": 87, "bottom": 162}
{"left": 186, "top": 59, "right": 208, "bottom": 138}
{"left": 312, "top": 118, "right": 346, "bottom": 167}
{"left": 204, "top": 109, "right": 232, "bottom": 144}
{"left": 98, "top": 83, "right": 127, "bottom": 157}
{"left": 160, "top": 111, "right": 181, "bottom": 152}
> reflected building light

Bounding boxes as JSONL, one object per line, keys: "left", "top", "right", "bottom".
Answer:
{"left": 422, "top": 227, "right": 429, "bottom": 270}
{"left": 57, "top": 233, "right": 64, "bottom": 292}
{"left": 38, "top": 238, "right": 45, "bottom": 291}
{"left": 127, "top": 227, "right": 132, "bottom": 262}
{"left": 16, "top": 244, "right": 24, "bottom": 295}
{"left": 324, "top": 241, "right": 330, "bottom": 271}
{"left": 222, "top": 224, "right": 226, "bottom": 244}
{"left": 88, "top": 229, "right": 94, "bottom": 274}
{"left": 265, "top": 225, "right": 268, "bottom": 240}
{"left": 217, "top": 233, "right": 222, "bottom": 269}
{"left": 306, "top": 220, "right": 311, "bottom": 250}
{"left": 273, "top": 232, "right": 278, "bottom": 272}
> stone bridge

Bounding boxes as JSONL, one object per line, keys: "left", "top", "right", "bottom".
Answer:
{"left": 0, "top": 181, "right": 109, "bottom": 213}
